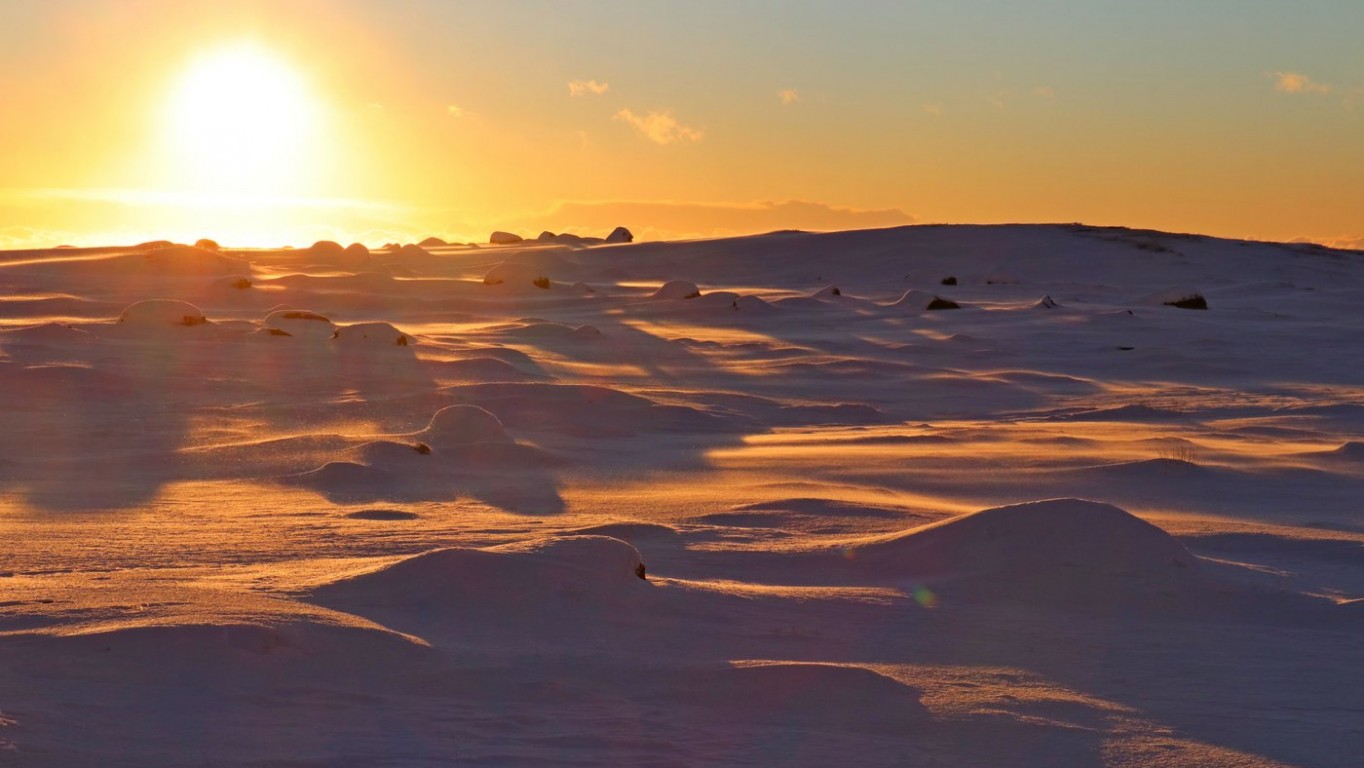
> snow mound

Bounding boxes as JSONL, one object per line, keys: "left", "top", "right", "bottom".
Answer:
{"left": 117, "top": 299, "right": 208, "bottom": 328}
{"left": 213, "top": 274, "right": 254, "bottom": 291}
{"left": 451, "top": 346, "right": 545, "bottom": 375}
{"left": 676, "top": 662, "right": 927, "bottom": 730}
{"left": 137, "top": 245, "right": 244, "bottom": 275}
{"left": 341, "top": 243, "right": 371, "bottom": 266}
{"left": 311, "top": 536, "right": 647, "bottom": 607}
{"left": 264, "top": 309, "right": 335, "bottom": 339}
{"left": 890, "top": 290, "right": 959, "bottom": 310}
{"left": 732, "top": 295, "right": 776, "bottom": 313}
{"left": 332, "top": 322, "right": 412, "bottom": 348}
{"left": 568, "top": 521, "right": 682, "bottom": 542}
{"left": 1327, "top": 441, "right": 1364, "bottom": 460}
{"left": 2, "top": 322, "right": 98, "bottom": 346}
{"left": 652, "top": 280, "right": 701, "bottom": 299}
{"left": 483, "top": 261, "right": 549, "bottom": 288}
{"left": 535, "top": 231, "right": 599, "bottom": 246}
{"left": 308, "top": 240, "right": 345, "bottom": 259}
{"left": 489, "top": 231, "right": 523, "bottom": 245}
{"left": 290, "top": 461, "right": 396, "bottom": 491}
{"left": 687, "top": 291, "right": 740, "bottom": 310}
{"left": 415, "top": 405, "right": 514, "bottom": 448}
{"left": 605, "top": 226, "right": 633, "bottom": 243}
{"left": 772, "top": 296, "right": 831, "bottom": 309}
{"left": 30, "top": 618, "right": 428, "bottom": 671}
{"left": 850, "top": 498, "right": 1200, "bottom": 596}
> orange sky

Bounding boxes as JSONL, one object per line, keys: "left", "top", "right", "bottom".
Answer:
{"left": 2, "top": 0, "right": 1361, "bottom": 249}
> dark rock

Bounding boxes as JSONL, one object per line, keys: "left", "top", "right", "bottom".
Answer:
{"left": 1164, "top": 294, "right": 1208, "bottom": 310}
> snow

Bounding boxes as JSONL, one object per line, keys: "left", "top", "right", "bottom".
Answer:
{"left": 1, "top": 223, "right": 1362, "bottom": 767}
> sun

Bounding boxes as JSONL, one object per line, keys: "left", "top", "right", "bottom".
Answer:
{"left": 161, "top": 43, "right": 323, "bottom": 197}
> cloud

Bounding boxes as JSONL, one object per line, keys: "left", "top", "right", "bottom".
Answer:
{"left": 778, "top": 88, "right": 801, "bottom": 105}
{"left": 446, "top": 104, "right": 464, "bottom": 117}
{"left": 1032, "top": 86, "right": 1056, "bottom": 99}
{"left": 614, "top": 109, "right": 703, "bottom": 145}
{"left": 1273, "top": 71, "right": 1331, "bottom": 95}
{"left": 504, "top": 199, "right": 914, "bottom": 241}
{"left": 568, "top": 79, "right": 610, "bottom": 97}
{"left": 922, "top": 102, "right": 943, "bottom": 118}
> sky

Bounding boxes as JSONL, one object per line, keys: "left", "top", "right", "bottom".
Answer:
{"left": 1, "top": 0, "right": 1361, "bottom": 249}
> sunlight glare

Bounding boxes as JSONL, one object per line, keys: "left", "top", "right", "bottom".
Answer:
{"left": 161, "top": 43, "right": 323, "bottom": 197}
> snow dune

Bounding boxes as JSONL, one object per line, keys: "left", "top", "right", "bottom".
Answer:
{"left": 2, "top": 223, "right": 1362, "bottom": 766}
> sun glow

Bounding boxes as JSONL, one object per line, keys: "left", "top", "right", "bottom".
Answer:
{"left": 160, "top": 43, "right": 326, "bottom": 198}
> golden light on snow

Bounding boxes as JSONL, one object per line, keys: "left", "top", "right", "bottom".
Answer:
{"left": 160, "top": 43, "right": 325, "bottom": 198}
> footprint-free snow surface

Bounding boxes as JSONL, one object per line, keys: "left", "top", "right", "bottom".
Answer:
{"left": 2, "top": 224, "right": 1362, "bottom": 766}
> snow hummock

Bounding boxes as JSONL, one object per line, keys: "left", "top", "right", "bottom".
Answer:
{"left": 117, "top": 299, "right": 208, "bottom": 328}
{"left": 415, "top": 405, "right": 514, "bottom": 448}
{"left": 331, "top": 322, "right": 411, "bottom": 347}
{"left": 652, "top": 279, "right": 702, "bottom": 299}
{"left": 849, "top": 498, "right": 1200, "bottom": 601}
{"left": 264, "top": 309, "right": 334, "bottom": 339}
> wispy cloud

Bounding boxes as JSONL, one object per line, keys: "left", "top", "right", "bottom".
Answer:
{"left": 614, "top": 109, "right": 703, "bottom": 145}
{"left": 1273, "top": 71, "right": 1331, "bottom": 95}
{"left": 568, "top": 79, "right": 610, "bottom": 97}
{"left": 446, "top": 104, "right": 464, "bottom": 117}
{"left": 922, "top": 102, "right": 943, "bottom": 118}
{"left": 777, "top": 88, "right": 801, "bottom": 105}
{"left": 1032, "top": 86, "right": 1056, "bottom": 99}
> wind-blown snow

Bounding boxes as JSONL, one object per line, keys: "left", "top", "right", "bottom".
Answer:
{"left": 1, "top": 223, "right": 1362, "bottom": 767}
